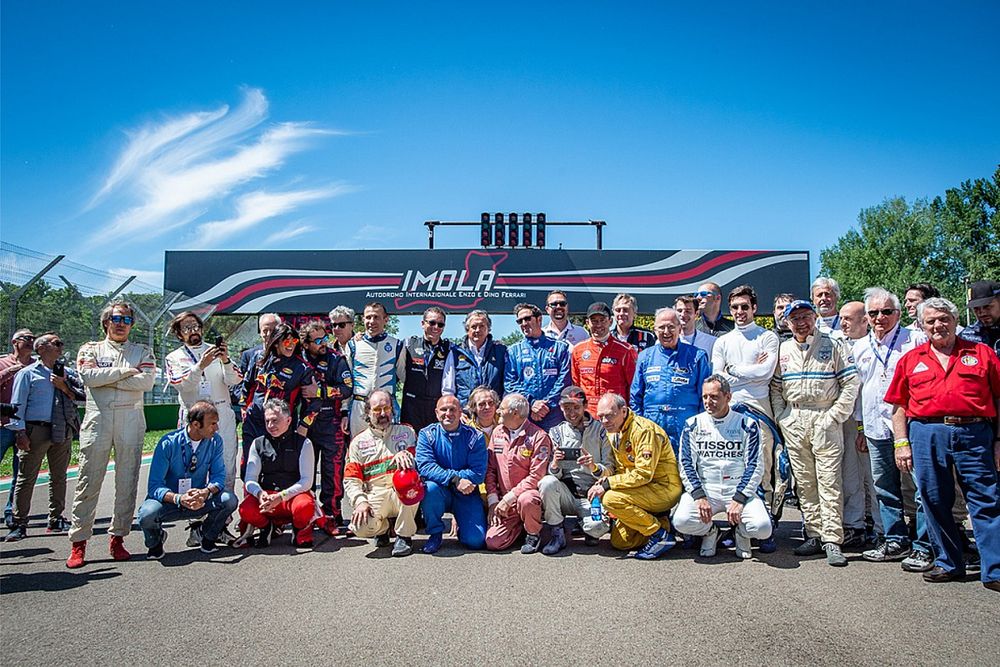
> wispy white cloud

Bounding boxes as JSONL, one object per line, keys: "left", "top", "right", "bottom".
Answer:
{"left": 262, "top": 224, "right": 318, "bottom": 246}
{"left": 81, "top": 87, "right": 353, "bottom": 252}
{"left": 352, "top": 224, "right": 397, "bottom": 243}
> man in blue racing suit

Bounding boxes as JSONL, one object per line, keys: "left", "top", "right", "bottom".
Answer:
{"left": 504, "top": 303, "right": 571, "bottom": 430}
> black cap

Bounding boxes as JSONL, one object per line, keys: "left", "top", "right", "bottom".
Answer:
{"left": 967, "top": 280, "right": 1000, "bottom": 308}
{"left": 586, "top": 302, "right": 612, "bottom": 319}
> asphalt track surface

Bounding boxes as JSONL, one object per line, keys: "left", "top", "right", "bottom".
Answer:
{"left": 1, "top": 464, "right": 996, "bottom": 667}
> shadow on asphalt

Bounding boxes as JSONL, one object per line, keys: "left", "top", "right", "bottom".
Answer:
{"left": 0, "top": 567, "right": 121, "bottom": 594}
{"left": 0, "top": 546, "right": 54, "bottom": 560}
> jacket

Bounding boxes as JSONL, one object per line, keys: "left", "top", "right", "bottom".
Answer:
{"left": 76, "top": 338, "right": 156, "bottom": 413}
{"left": 603, "top": 411, "right": 681, "bottom": 498}
{"left": 769, "top": 331, "right": 860, "bottom": 429}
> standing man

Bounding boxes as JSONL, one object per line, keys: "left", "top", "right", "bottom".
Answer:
{"left": 695, "top": 282, "right": 735, "bottom": 336}
{"left": 590, "top": 394, "right": 682, "bottom": 560}
{"left": 67, "top": 302, "right": 157, "bottom": 568}
{"left": 415, "top": 395, "right": 489, "bottom": 554}
{"left": 570, "top": 302, "right": 637, "bottom": 416}
{"left": 711, "top": 285, "right": 781, "bottom": 523}
{"left": 401, "top": 307, "right": 455, "bottom": 433}
{"left": 770, "top": 300, "right": 859, "bottom": 567}
{"left": 674, "top": 296, "right": 717, "bottom": 357}
{"left": 959, "top": 279, "right": 1000, "bottom": 354}
{"left": 630, "top": 307, "right": 711, "bottom": 452}
{"left": 327, "top": 306, "right": 355, "bottom": 356}
{"left": 505, "top": 303, "right": 571, "bottom": 430}
{"left": 345, "top": 302, "right": 406, "bottom": 438}
{"left": 853, "top": 288, "right": 933, "bottom": 567}
{"left": 771, "top": 293, "right": 796, "bottom": 343}
{"left": 1, "top": 328, "right": 34, "bottom": 528}
{"left": 238, "top": 313, "right": 281, "bottom": 401}
{"left": 611, "top": 293, "right": 656, "bottom": 353}
{"left": 485, "top": 393, "right": 551, "bottom": 553}
{"left": 903, "top": 283, "right": 940, "bottom": 331}
{"left": 5, "top": 333, "right": 82, "bottom": 541}
{"left": 543, "top": 290, "right": 589, "bottom": 346}
{"left": 885, "top": 297, "right": 1000, "bottom": 592}
{"left": 811, "top": 277, "right": 841, "bottom": 333}
{"left": 165, "top": 311, "right": 242, "bottom": 493}
{"left": 447, "top": 310, "right": 506, "bottom": 406}
{"left": 299, "top": 320, "right": 353, "bottom": 530}
{"left": 136, "top": 401, "right": 238, "bottom": 557}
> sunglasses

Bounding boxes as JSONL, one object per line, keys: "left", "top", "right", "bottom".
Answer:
{"left": 474, "top": 399, "right": 496, "bottom": 408}
{"left": 280, "top": 337, "right": 298, "bottom": 349}
{"left": 181, "top": 324, "right": 202, "bottom": 333}
{"left": 331, "top": 321, "right": 351, "bottom": 329}
{"left": 867, "top": 308, "right": 898, "bottom": 318}
{"left": 731, "top": 303, "right": 753, "bottom": 311}
{"left": 694, "top": 290, "right": 718, "bottom": 298}
{"left": 547, "top": 301, "right": 567, "bottom": 308}
{"left": 48, "top": 340, "right": 65, "bottom": 348}
{"left": 309, "top": 335, "right": 330, "bottom": 345}
{"left": 424, "top": 320, "right": 445, "bottom": 328}
{"left": 516, "top": 315, "right": 537, "bottom": 325}
{"left": 14, "top": 336, "right": 35, "bottom": 343}
{"left": 110, "top": 315, "right": 134, "bottom": 325}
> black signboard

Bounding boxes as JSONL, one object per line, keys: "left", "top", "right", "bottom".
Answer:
{"left": 164, "top": 248, "right": 809, "bottom": 315}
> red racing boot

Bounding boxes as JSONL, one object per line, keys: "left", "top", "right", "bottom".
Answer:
{"left": 66, "top": 540, "right": 87, "bottom": 569}
{"left": 109, "top": 535, "right": 131, "bottom": 561}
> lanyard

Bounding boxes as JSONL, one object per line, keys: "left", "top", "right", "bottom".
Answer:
{"left": 870, "top": 326, "right": 901, "bottom": 373}
{"left": 183, "top": 345, "right": 200, "bottom": 364}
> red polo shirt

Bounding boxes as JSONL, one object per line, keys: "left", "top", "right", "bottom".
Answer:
{"left": 884, "top": 339, "right": 1000, "bottom": 418}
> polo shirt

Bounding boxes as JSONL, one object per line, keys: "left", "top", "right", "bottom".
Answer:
{"left": 884, "top": 339, "right": 1000, "bottom": 418}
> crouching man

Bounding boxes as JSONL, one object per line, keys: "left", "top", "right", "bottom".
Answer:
{"left": 674, "top": 375, "right": 772, "bottom": 560}
{"left": 137, "top": 401, "right": 238, "bottom": 558}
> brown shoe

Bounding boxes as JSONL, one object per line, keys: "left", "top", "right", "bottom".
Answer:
{"left": 109, "top": 535, "right": 131, "bottom": 561}
{"left": 922, "top": 566, "right": 963, "bottom": 583}
{"left": 984, "top": 580, "right": 1000, "bottom": 593}
{"left": 66, "top": 540, "right": 87, "bottom": 569}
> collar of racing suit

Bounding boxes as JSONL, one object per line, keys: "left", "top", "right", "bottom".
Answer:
{"left": 363, "top": 333, "right": 387, "bottom": 343}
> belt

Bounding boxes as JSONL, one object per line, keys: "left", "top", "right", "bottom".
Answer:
{"left": 914, "top": 416, "right": 987, "bottom": 425}
{"left": 26, "top": 420, "right": 52, "bottom": 427}
{"left": 352, "top": 395, "right": 368, "bottom": 401}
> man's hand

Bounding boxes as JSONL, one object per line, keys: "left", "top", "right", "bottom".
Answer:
{"left": 123, "top": 367, "right": 140, "bottom": 377}
{"left": 530, "top": 401, "right": 550, "bottom": 421}
{"left": 392, "top": 449, "right": 415, "bottom": 470}
{"left": 856, "top": 433, "right": 868, "bottom": 452}
{"left": 259, "top": 491, "right": 282, "bottom": 513}
{"left": 587, "top": 483, "right": 606, "bottom": 502}
{"left": 455, "top": 478, "right": 476, "bottom": 495}
{"left": 14, "top": 430, "right": 30, "bottom": 451}
{"left": 340, "top": 417, "right": 350, "bottom": 435}
{"left": 493, "top": 498, "right": 511, "bottom": 520}
{"left": 198, "top": 347, "right": 221, "bottom": 370}
{"left": 755, "top": 351, "right": 769, "bottom": 364}
{"left": 577, "top": 452, "right": 594, "bottom": 468}
{"left": 552, "top": 448, "right": 565, "bottom": 463}
{"left": 180, "top": 489, "right": 204, "bottom": 511}
{"left": 351, "top": 500, "right": 374, "bottom": 527}
{"left": 895, "top": 445, "right": 914, "bottom": 473}
{"left": 696, "top": 498, "right": 713, "bottom": 524}
{"left": 51, "top": 374, "right": 73, "bottom": 398}
{"left": 487, "top": 503, "right": 501, "bottom": 527}
{"left": 726, "top": 500, "right": 744, "bottom": 526}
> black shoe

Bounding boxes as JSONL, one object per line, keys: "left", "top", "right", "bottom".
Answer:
{"left": 520, "top": 533, "right": 541, "bottom": 554}
{"left": 47, "top": 516, "right": 72, "bottom": 534}
{"left": 922, "top": 566, "right": 963, "bottom": 583}
{"left": 147, "top": 531, "right": 167, "bottom": 560}
{"left": 965, "top": 550, "right": 981, "bottom": 573}
{"left": 842, "top": 527, "right": 866, "bottom": 549}
{"left": 255, "top": 526, "right": 273, "bottom": 548}
{"left": 901, "top": 549, "right": 934, "bottom": 573}
{"left": 984, "top": 580, "right": 1000, "bottom": 593}
{"left": 375, "top": 533, "right": 391, "bottom": 548}
{"left": 584, "top": 535, "right": 600, "bottom": 546}
{"left": 793, "top": 537, "right": 823, "bottom": 556}
{"left": 3, "top": 508, "right": 13, "bottom": 530}
{"left": 863, "top": 539, "right": 909, "bottom": 562}
{"left": 4, "top": 525, "right": 26, "bottom": 542}
{"left": 200, "top": 537, "right": 219, "bottom": 554}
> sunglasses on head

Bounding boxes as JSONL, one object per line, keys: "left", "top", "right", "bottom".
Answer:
{"left": 867, "top": 308, "right": 898, "bottom": 318}
{"left": 110, "top": 315, "right": 134, "bottom": 325}
{"left": 331, "top": 321, "right": 351, "bottom": 329}
{"left": 424, "top": 320, "right": 445, "bottom": 328}
{"left": 547, "top": 300, "right": 567, "bottom": 308}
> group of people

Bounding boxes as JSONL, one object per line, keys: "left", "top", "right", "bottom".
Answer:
{"left": 1, "top": 277, "right": 998, "bottom": 593}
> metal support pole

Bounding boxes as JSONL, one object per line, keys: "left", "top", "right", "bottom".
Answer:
{"left": 5, "top": 254, "right": 64, "bottom": 341}
{"left": 425, "top": 221, "right": 437, "bottom": 250}
{"left": 101, "top": 276, "right": 137, "bottom": 310}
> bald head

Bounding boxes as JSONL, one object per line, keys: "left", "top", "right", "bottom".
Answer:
{"left": 435, "top": 395, "right": 463, "bottom": 431}
{"left": 839, "top": 301, "right": 868, "bottom": 340}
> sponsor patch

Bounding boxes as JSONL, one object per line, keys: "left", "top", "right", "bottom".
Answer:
{"left": 520, "top": 448, "right": 533, "bottom": 458}
{"left": 97, "top": 356, "right": 114, "bottom": 368}
{"left": 582, "top": 350, "right": 592, "bottom": 360}
{"left": 280, "top": 367, "right": 294, "bottom": 377}
{"left": 639, "top": 450, "right": 652, "bottom": 460}
{"left": 960, "top": 355, "right": 979, "bottom": 367}
{"left": 601, "top": 357, "right": 616, "bottom": 365}
{"left": 523, "top": 366, "right": 535, "bottom": 379}
{"left": 912, "top": 362, "right": 930, "bottom": 373}
{"left": 534, "top": 446, "right": 549, "bottom": 460}
{"left": 671, "top": 375, "right": 689, "bottom": 385}
{"left": 646, "top": 374, "right": 661, "bottom": 383}
{"left": 818, "top": 347, "right": 832, "bottom": 362}
{"left": 542, "top": 368, "right": 559, "bottom": 376}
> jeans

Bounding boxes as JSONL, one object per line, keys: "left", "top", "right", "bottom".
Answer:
{"left": 137, "top": 492, "right": 238, "bottom": 548}
{"left": 867, "top": 437, "right": 931, "bottom": 552}
{"left": 1, "top": 428, "right": 20, "bottom": 514}
{"left": 420, "top": 480, "right": 486, "bottom": 549}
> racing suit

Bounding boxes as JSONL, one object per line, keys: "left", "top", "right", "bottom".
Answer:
{"left": 69, "top": 338, "right": 156, "bottom": 542}
{"left": 959, "top": 319, "right": 1000, "bottom": 356}
{"left": 629, "top": 342, "right": 711, "bottom": 453}
{"left": 674, "top": 410, "right": 772, "bottom": 539}
{"left": 345, "top": 334, "right": 406, "bottom": 438}
{"left": 769, "top": 331, "right": 859, "bottom": 545}
{"left": 400, "top": 336, "right": 455, "bottom": 433}
{"left": 302, "top": 349, "right": 353, "bottom": 520}
{"left": 165, "top": 342, "right": 242, "bottom": 491}
{"left": 612, "top": 326, "right": 656, "bottom": 353}
{"left": 447, "top": 335, "right": 506, "bottom": 406}
{"left": 504, "top": 335, "right": 571, "bottom": 429}
{"left": 570, "top": 337, "right": 637, "bottom": 415}
{"left": 343, "top": 423, "right": 417, "bottom": 538}
{"left": 485, "top": 420, "right": 551, "bottom": 550}
{"left": 540, "top": 416, "right": 613, "bottom": 537}
{"left": 416, "top": 423, "right": 488, "bottom": 549}
{"left": 600, "top": 411, "right": 682, "bottom": 550}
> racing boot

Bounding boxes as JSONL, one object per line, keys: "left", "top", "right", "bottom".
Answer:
{"left": 423, "top": 533, "right": 443, "bottom": 554}
{"left": 634, "top": 528, "right": 675, "bottom": 561}
{"left": 542, "top": 525, "right": 567, "bottom": 555}
{"left": 735, "top": 530, "right": 753, "bottom": 560}
{"left": 66, "top": 540, "right": 87, "bottom": 569}
{"left": 520, "top": 533, "right": 541, "bottom": 554}
{"left": 700, "top": 524, "right": 720, "bottom": 558}
{"left": 109, "top": 535, "right": 131, "bottom": 561}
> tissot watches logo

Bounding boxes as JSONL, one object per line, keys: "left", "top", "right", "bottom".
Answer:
{"left": 399, "top": 269, "right": 497, "bottom": 293}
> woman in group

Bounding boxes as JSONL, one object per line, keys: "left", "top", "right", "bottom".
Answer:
{"left": 463, "top": 386, "right": 500, "bottom": 439}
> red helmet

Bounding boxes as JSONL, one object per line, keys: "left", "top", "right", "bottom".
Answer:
{"left": 392, "top": 468, "right": 426, "bottom": 506}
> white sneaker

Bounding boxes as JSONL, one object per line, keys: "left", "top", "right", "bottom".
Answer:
{"left": 700, "top": 524, "right": 720, "bottom": 557}
{"left": 735, "top": 530, "right": 753, "bottom": 559}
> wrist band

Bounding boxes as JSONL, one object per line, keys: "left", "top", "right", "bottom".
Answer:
{"left": 893, "top": 439, "right": 910, "bottom": 449}
{"left": 175, "top": 494, "right": 182, "bottom": 507}
{"left": 856, "top": 424, "right": 864, "bottom": 432}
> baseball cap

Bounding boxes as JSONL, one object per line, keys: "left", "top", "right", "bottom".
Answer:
{"left": 586, "top": 302, "right": 612, "bottom": 319}
{"left": 783, "top": 300, "right": 817, "bottom": 319}
{"left": 392, "top": 468, "right": 426, "bottom": 506}
{"left": 967, "top": 280, "right": 1000, "bottom": 308}
{"left": 559, "top": 386, "right": 587, "bottom": 404}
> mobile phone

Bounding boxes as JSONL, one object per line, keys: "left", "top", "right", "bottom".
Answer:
{"left": 52, "top": 359, "right": 66, "bottom": 377}
{"left": 214, "top": 335, "right": 224, "bottom": 347}
{"left": 560, "top": 447, "right": 582, "bottom": 459}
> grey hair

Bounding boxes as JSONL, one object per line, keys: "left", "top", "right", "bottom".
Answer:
{"left": 500, "top": 393, "right": 530, "bottom": 419}
{"left": 600, "top": 393, "right": 628, "bottom": 410}
{"left": 654, "top": 307, "right": 679, "bottom": 321}
{"left": 917, "top": 298, "right": 959, "bottom": 322}
{"left": 613, "top": 293, "right": 638, "bottom": 312}
{"left": 811, "top": 277, "right": 841, "bottom": 300}
{"left": 258, "top": 313, "right": 281, "bottom": 329}
{"left": 365, "top": 389, "right": 394, "bottom": 418}
{"left": 262, "top": 398, "right": 291, "bottom": 418}
{"left": 862, "top": 287, "right": 901, "bottom": 311}
{"left": 328, "top": 306, "right": 355, "bottom": 322}
{"left": 703, "top": 374, "right": 732, "bottom": 395}
{"left": 464, "top": 309, "right": 492, "bottom": 329}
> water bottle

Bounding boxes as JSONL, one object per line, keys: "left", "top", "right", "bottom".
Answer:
{"left": 590, "top": 496, "right": 603, "bottom": 522}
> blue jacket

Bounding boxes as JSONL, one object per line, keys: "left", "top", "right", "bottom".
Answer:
{"left": 630, "top": 342, "right": 711, "bottom": 447}
{"left": 415, "top": 423, "right": 488, "bottom": 487}
{"left": 146, "top": 427, "right": 226, "bottom": 502}
{"left": 451, "top": 336, "right": 506, "bottom": 405}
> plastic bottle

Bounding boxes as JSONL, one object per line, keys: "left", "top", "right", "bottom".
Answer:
{"left": 591, "top": 496, "right": 603, "bottom": 522}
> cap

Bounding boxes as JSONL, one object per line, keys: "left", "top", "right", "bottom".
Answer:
{"left": 967, "top": 280, "right": 1000, "bottom": 308}
{"left": 559, "top": 385, "right": 587, "bottom": 404}
{"left": 392, "top": 468, "right": 426, "bottom": 506}
{"left": 586, "top": 302, "right": 612, "bottom": 319}
{"left": 784, "top": 300, "right": 816, "bottom": 319}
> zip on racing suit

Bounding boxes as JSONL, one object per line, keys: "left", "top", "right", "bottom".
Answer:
{"left": 629, "top": 341, "right": 711, "bottom": 453}
{"left": 345, "top": 334, "right": 406, "bottom": 438}
{"left": 504, "top": 335, "right": 571, "bottom": 430}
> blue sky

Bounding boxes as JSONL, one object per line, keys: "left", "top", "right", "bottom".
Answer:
{"left": 2, "top": 2, "right": 998, "bottom": 337}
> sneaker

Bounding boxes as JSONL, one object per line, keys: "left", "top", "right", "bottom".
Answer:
{"left": 423, "top": 533, "right": 443, "bottom": 554}
{"left": 520, "top": 533, "right": 541, "bottom": 554}
{"left": 391, "top": 536, "right": 413, "bottom": 557}
{"left": 147, "top": 531, "right": 167, "bottom": 560}
{"left": 862, "top": 540, "right": 909, "bottom": 562}
{"left": 758, "top": 536, "right": 777, "bottom": 554}
{"left": 983, "top": 580, "right": 1000, "bottom": 593}
{"left": 735, "top": 531, "right": 753, "bottom": 560}
{"left": 824, "top": 542, "right": 848, "bottom": 567}
{"left": 219, "top": 526, "right": 240, "bottom": 546}
{"left": 66, "top": 540, "right": 87, "bottom": 569}
{"left": 186, "top": 521, "right": 203, "bottom": 548}
{"left": 47, "top": 516, "right": 71, "bottom": 534}
{"left": 699, "top": 524, "right": 720, "bottom": 558}
{"left": 4, "top": 525, "right": 26, "bottom": 542}
{"left": 542, "top": 525, "right": 567, "bottom": 555}
{"left": 901, "top": 549, "right": 934, "bottom": 573}
{"left": 583, "top": 534, "right": 600, "bottom": 547}
{"left": 793, "top": 536, "right": 823, "bottom": 556}
{"left": 109, "top": 535, "right": 131, "bottom": 561}
{"left": 374, "top": 533, "right": 391, "bottom": 548}
{"left": 966, "top": 550, "right": 981, "bottom": 573}
{"left": 634, "top": 528, "right": 675, "bottom": 560}
{"left": 255, "top": 525, "right": 274, "bottom": 548}
{"left": 842, "top": 527, "right": 866, "bottom": 549}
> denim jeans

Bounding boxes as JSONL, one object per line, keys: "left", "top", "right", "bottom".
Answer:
{"left": 1, "top": 428, "right": 20, "bottom": 513}
{"left": 867, "top": 437, "right": 930, "bottom": 553}
{"left": 137, "top": 492, "right": 237, "bottom": 548}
